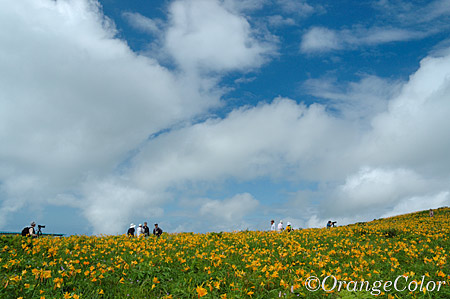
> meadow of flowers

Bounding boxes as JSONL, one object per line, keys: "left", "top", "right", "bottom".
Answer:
{"left": 1, "top": 208, "right": 449, "bottom": 298}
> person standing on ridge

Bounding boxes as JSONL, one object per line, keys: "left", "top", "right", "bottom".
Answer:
{"left": 143, "top": 222, "right": 150, "bottom": 237}
{"left": 136, "top": 224, "right": 144, "bottom": 237}
{"left": 277, "top": 220, "right": 284, "bottom": 232}
{"left": 270, "top": 220, "right": 276, "bottom": 231}
{"left": 127, "top": 223, "right": 136, "bottom": 237}
{"left": 286, "top": 222, "right": 292, "bottom": 232}
{"left": 153, "top": 223, "right": 163, "bottom": 237}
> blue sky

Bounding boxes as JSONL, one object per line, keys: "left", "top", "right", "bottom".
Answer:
{"left": 1, "top": 0, "right": 450, "bottom": 235}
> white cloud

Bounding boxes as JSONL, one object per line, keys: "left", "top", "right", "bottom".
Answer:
{"left": 422, "top": 0, "right": 450, "bottom": 21}
{"left": 165, "top": 0, "right": 275, "bottom": 73}
{"left": 2, "top": 0, "right": 450, "bottom": 235}
{"left": 267, "top": 15, "right": 296, "bottom": 27}
{"left": 277, "top": 0, "right": 315, "bottom": 16}
{"left": 374, "top": 0, "right": 450, "bottom": 24}
{"left": 222, "top": 0, "right": 268, "bottom": 12}
{"left": 303, "top": 75, "right": 402, "bottom": 121}
{"left": 300, "top": 27, "right": 342, "bottom": 53}
{"left": 122, "top": 12, "right": 163, "bottom": 35}
{"left": 0, "top": 0, "right": 219, "bottom": 227}
{"left": 316, "top": 50, "right": 450, "bottom": 219}
{"left": 331, "top": 167, "right": 431, "bottom": 214}
{"left": 362, "top": 51, "right": 450, "bottom": 174}
{"left": 300, "top": 26, "right": 424, "bottom": 53}
{"left": 199, "top": 193, "right": 259, "bottom": 230}
{"left": 381, "top": 191, "right": 450, "bottom": 218}
{"left": 129, "top": 98, "right": 360, "bottom": 191}
{"left": 81, "top": 178, "right": 164, "bottom": 235}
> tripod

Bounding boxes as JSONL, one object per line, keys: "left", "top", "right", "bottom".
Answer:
{"left": 37, "top": 225, "right": 45, "bottom": 237}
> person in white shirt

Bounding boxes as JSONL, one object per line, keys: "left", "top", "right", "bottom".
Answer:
{"left": 277, "top": 220, "right": 284, "bottom": 232}
{"left": 29, "top": 222, "right": 37, "bottom": 237}
{"left": 270, "top": 220, "right": 276, "bottom": 231}
{"left": 136, "top": 224, "right": 144, "bottom": 237}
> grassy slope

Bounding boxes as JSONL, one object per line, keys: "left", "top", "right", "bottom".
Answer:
{"left": 1, "top": 208, "right": 449, "bottom": 298}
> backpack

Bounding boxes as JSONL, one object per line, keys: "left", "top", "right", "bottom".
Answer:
{"left": 21, "top": 227, "right": 30, "bottom": 236}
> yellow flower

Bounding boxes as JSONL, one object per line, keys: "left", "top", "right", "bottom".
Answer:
{"left": 196, "top": 286, "right": 208, "bottom": 298}
{"left": 98, "top": 289, "right": 104, "bottom": 295}
{"left": 53, "top": 277, "right": 63, "bottom": 288}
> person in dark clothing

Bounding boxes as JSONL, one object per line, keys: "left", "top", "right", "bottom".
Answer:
{"left": 143, "top": 222, "right": 150, "bottom": 237}
{"left": 153, "top": 223, "right": 163, "bottom": 237}
{"left": 327, "top": 221, "right": 336, "bottom": 228}
{"left": 142, "top": 222, "right": 150, "bottom": 236}
{"left": 127, "top": 223, "right": 136, "bottom": 237}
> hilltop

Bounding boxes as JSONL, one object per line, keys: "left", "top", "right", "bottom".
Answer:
{"left": 1, "top": 208, "right": 449, "bottom": 298}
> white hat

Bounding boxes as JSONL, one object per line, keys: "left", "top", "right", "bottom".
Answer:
{"left": 287, "top": 222, "right": 291, "bottom": 226}
{"left": 139, "top": 224, "right": 142, "bottom": 227}
{"left": 280, "top": 220, "right": 283, "bottom": 223}
{"left": 130, "top": 223, "right": 136, "bottom": 228}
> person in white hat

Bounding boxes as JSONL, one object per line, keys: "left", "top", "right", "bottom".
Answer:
{"left": 127, "top": 223, "right": 136, "bottom": 237}
{"left": 136, "top": 224, "right": 144, "bottom": 237}
{"left": 277, "top": 220, "right": 284, "bottom": 232}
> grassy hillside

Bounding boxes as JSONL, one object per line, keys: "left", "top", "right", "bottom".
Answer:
{"left": 1, "top": 208, "right": 449, "bottom": 298}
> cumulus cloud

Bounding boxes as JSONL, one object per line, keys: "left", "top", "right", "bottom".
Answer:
{"left": 165, "top": 0, "right": 275, "bottom": 73}
{"left": 129, "top": 98, "right": 359, "bottom": 190}
{"left": 2, "top": 0, "right": 450, "bottom": 235}
{"left": 300, "top": 27, "right": 342, "bottom": 53}
{"left": 381, "top": 192, "right": 450, "bottom": 218}
{"left": 362, "top": 52, "right": 450, "bottom": 174}
{"left": 0, "top": 0, "right": 279, "bottom": 233}
{"left": 121, "top": 46, "right": 450, "bottom": 229}
{"left": 330, "top": 167, "right": 431, "bottom": 214}
{"left": 0, "top": 0, "right": 219, "bottom": 227}
{"left": 81, "top": 178, "right": 164, "bottom": 235}
{"left": 315, "top": 50, "right": 450, "bottom": 222}
{"left": 199, "top": 193, "right": 259, "bottom": 231}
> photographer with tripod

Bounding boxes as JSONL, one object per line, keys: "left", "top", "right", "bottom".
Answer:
{"left": 326, "top": 220, "right": 337, "bottom": 229}
{"left": 21, "top": 221, "right": 45, "bottom": 238}
{"left": 21, "top": 221, "right": 37, "bottom": 238}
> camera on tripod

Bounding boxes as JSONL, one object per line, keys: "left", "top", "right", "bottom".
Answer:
{"left": 37, "top": 224, "right": 45, "bottom": 236}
